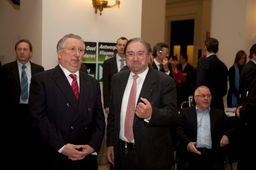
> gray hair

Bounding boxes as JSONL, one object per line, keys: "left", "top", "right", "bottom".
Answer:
{"left": 56, "top": 33, "right": 85, "bottom": 51}
{"left": 194, "top": 85, "right": 210, "bottom": 96}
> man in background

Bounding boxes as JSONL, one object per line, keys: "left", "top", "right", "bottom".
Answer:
{"left": 177, "top": 52, "right": 195, "bottom": 104}
{"left": 152, "top": 42, "right": 172, "bottom": 77}
{"left": 1, "top": 39, "right": 44, "bottom": 169}
{"left": 103, "top": 37, "right": 128, "bottom": 114}
{"left": 239, "top": 43, "right": 256, "bottom": 104}
{"left": 176, "top": 85, "right": 235, "bottom": 170}
{"left": 196, "top": 37, "right": 228, "bottom": 111}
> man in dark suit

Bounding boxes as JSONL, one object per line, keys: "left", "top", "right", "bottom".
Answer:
{"left": 103, "top": 37, "right": 128, "bottom": 114}
{"left": 1, "top": 39, "right": 44, "bottom": 169}
{"left": 196, "top": 37, "right": 228, "bottom": 111}
{"left": 177, "top": 52, "right": 195, "bottom": 103}
{"left": 28, "top": 33, "right": 105, "bottom": 170}
{"left": 151, "top": 42, "right": 172, "bottom": 77}
{"left": 176, "top": 85, "right": 235, "bottom": 170}
{"left": 239, "top": 43, "right": 256, "bottom": 104}
{"left": 106, "top": 38, "right": 178, "bottom": 170}
{"left": 236, "top": 80, "right": 256, "bottom": 170}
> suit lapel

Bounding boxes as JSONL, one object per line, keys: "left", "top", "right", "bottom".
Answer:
{"left": 133, "top": 68, "right": 155, "bottom": 125}
{"left": 112, "top": 56, "right": 118, "bottom": 73}
{"left": 138, "top": 68, "right": 155, "bottom": 102}
{"left": 77, "top": 72, "right": 89, "bottom": 112}
{"left": 209, "top": 109, "right": 216, "bottom": 133}
{"left": 114, "top": 71, "right": 130, "bottom": 123}
{"left": 30, "top": 62, "right": 37, "bottom": 75}
{"left": 10, "top": 61, "right": 20, "bottom": 87}
{"left": 190, "top": 108, "right": 198, "bottom": 136}
{"left": 53, "top": 66, "right": 79, "bottom": 111}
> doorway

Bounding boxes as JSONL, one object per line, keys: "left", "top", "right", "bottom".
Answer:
{"left": 170, "top": 19, "right": 194, "bottom": 58}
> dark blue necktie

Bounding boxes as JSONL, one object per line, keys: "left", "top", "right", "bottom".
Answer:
{"left": 20, "top": 65, "right": 28, "bottom": 101}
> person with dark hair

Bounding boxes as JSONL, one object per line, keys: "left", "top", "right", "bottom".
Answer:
{"left": 169, "top": 55, "right": 186, "bottom": 109}
{"left": 106, "top": 37, "right": 178, "bottom": 170}
{"left": 177, "top": 52, "right": 195, "bottom": 105}
{"left": 103, "top": 37, "right": 128, "bottom": 114}
{"left": 1, "top": 39, "right": 44, "bottom": 169}
{"left": 227, "top": 50, "right": 247, "bottom": 107}
{"left": 152, "top": 42, "right": 172, "bottom": 77}
{"left": 239, "top": 43, "right": 256, "bottom": 104}
{"left": 196, "top": 37, "right": 228, "bottom": 111}
{"left": 28, "top": 33, "right": 105, "bottom": 170}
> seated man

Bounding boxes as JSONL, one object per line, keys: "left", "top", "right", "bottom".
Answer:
{"left": 176, "top": 85, "right": 235, "bottom": 170}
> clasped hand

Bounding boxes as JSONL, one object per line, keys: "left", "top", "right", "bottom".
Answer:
{"left": 61, "top": 143, "right": 95, "bottom": 161}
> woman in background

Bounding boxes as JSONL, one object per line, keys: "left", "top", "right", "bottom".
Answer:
{"left": 227, "top": 50, "right": 247, "bottom": 108}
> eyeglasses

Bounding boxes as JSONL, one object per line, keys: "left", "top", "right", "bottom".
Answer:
{"left": 159, "top": 51, "right": 169, "bottom": 55}
{"left": 65, "top": 47, "right": 85, "bottom": 54}
{"left": 126, "top": 51, "right": 147, "bottom": 58}
{"left": 196, "top": 94, "right": 212, "bottom": 98}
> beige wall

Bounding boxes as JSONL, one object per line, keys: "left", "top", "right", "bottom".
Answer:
{"left": 211, "top": 0, "right": 256, "bottom": 69}
{"left": 141, "top": 0, "right": 166, "bottom": 47}
{"left": 165, "top": 0, "right": 211, "bottom": 67}
{"left": 0, "top": 0, "right": 20, "bottom": 63}
{"left": 0, "top": 0, "right": 167, "bottom": 70}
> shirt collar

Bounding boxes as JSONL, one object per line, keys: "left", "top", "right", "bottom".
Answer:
{"left": 17, "top": 60, "right": 30, "bottom": 68}
{"left": 129, "top": 67, "right": 149, "bottom": 80}
{"left": 205, "top": 53, "right": 215, "bottom": 58}
{"left": 59, "top": 64, "right": 79, "bottom": 78}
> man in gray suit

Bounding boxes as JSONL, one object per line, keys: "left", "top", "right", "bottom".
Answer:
{"left": 28, "top": 34, "right": 105, "bottom": 170}
{"left": 106, "top": 37, "right": 178, "bottom": 170}
{"left": 1, "top": 39, "right": 44, "bottom": 169}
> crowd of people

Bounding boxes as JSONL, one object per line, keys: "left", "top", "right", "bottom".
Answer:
{"left": 0, "top": 34, "right": 255, "bottom": 170}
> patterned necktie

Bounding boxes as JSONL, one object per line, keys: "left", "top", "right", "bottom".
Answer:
{"left": 124, "top": 74, "right": 139, "bottom": 142}
{"left": 120, "top": 58, "right": 125, "bottom": 70}
{"left": 20, "top": 65, "right": 28, "bottom": 101}
{"left": 70, "top": 74, "right": 80, "bottom": 101}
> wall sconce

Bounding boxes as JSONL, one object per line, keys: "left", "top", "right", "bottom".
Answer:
{"left": 92, "top": 0, "right": 120, "bottom": 15}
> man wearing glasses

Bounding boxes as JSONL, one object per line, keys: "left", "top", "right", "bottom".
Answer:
{"left": 152, "top": 42, "right": 173, "bottom": 77}
{"left": 28, "top": 33, "right": 105, "bottom": 170}
{"left": 106, "top": 38, "right": 178, "bottom": 170}
{"left": 176, "top": 85, "right": 235, "bottom": 170}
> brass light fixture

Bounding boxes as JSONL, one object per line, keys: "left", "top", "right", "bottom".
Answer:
{"left": 92, "top": 0, "right": 120, "bottom": 15}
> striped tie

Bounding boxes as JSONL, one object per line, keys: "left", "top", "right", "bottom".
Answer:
{"left": 20, "top": 65, "right": 28, "bottom": 101}
{"left": 70, "top": 74, "right": 80, "bottom": 101}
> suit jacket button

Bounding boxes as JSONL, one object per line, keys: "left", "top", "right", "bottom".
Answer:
{"left": 85, "top": 127, "right": 87, "bottom": 130}
{"left": 70, "top": 126, "right": 74, "bottom": 129}
{"left": 67, "top": 103, "right": 70, "bottom": 107}
{"left": 88, "top": 108, "right": 91, "bottom": 111}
